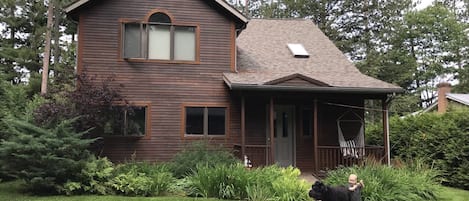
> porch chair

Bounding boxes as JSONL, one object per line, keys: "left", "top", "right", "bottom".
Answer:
{"left": 337, "top": 110, "right": 365, "bottom": 158}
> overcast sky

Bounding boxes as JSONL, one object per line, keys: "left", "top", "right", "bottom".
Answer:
{"left": 416, "top": 0, "right": 434, "bottom": 10}
{"left": 0, "top": 0, "right": 436, "bottom": 35}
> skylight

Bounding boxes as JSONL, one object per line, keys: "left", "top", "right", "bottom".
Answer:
{"left": 287, "top": 43, "right": 309, "bottom": 58}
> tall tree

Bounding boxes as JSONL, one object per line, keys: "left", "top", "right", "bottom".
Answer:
{"left": 0, "top": 0, "right": 28, "bottom": 82}
{"left": 401, "top": 4, "right": 468, "bottom": 106}
{"left": 41, "top": 0, "right": 54, "bottom": 95}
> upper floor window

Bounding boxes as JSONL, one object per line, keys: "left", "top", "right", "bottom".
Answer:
{"left": 122, "top": 11, "right": 197, "bottom": 61}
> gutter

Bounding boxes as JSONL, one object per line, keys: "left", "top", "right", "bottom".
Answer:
{"left": 64, "top": 0, "right": 89, "bottom": 13}
{"left": 227, "top": 83, "right": 405, "bottom": 94}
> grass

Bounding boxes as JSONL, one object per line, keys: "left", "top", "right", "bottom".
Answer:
{"left": 439, "top": 186, "right": 469, "bottom": 201}
{"left": 2, "top": 180, "right": 469, "bottom": 201}
{"left": 0, "top": 181, "right": 226, "bottom": 201}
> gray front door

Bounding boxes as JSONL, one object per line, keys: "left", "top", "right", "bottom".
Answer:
{"left": 274, "top": 105, "right": 295, "bottom": 167}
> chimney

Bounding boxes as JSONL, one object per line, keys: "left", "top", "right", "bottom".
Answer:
{"left": 437, "top": 82, "right": 451, "bottom": 113}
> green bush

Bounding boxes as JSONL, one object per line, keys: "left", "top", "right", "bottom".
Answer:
{"left": 269, "top": 167, "right": 310, "bottom": 201}
{"left": 61, "top": 157, "right": 114, "bottom": 195}
{"left": 367, "top": 108, "right": 469, "bottom": 189}
{"left": 186, "top": 164, "right": 249, "bottom": 199}
{"left": 186, "top": 164, "right": 309, "bottom": 201}
{"left": 111, "top": 161, "right": 175, "bottom": 196}
{"left": 324, "top": 159, "right": 440, "bottom": 201}
{"left": 169, "top": 141, "right": 240, "bottom": 178}
{"left": 0, "top": 117, "right": 96, "bottom": 194}
{"left": 245, "top": 184, "right": 271, "bottom": 201}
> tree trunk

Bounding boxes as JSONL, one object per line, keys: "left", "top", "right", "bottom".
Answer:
{"left": 53, "top": 9, "right": 61, "bottom": 68}
{"left": 41, "top": 0, "right": 54, "bottom": 95}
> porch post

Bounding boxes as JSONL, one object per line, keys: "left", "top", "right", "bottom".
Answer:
{"left": 269, "top": 97, "right": 275, "bottom": 164}
{"left": 241, "top": 96, "right": 246, "bottom": 158}
{"left": 313, "top": 98, "right": 319, "bottom": 171}
{"left": 382, "top": 98, "right": 391, "bottom": 166}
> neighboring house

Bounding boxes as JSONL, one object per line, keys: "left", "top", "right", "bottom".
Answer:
{"left": 65, "top": 0, "right": 403, "bottom": 172}
{"left": 423, "top": 83, "right": 469, "bottom": 113}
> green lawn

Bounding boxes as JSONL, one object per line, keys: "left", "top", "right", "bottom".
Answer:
{"left": 439, "top": 186, "right": 469, "bottom": 201}
{"left": 2, "top": 180, "right": 469, "bottom": 201}
{"left": 0, "top": 181, "right": 224, "bottom": 201}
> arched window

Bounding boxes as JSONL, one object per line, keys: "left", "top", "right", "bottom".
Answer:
{"left": 149, "top": 12, "right": 171, "bottom": 23}
{"left": 148, "top": 12, "right": 172, "bottom": 60}
{"left": 122, "top": 11, "right": 197, "bottom": 61}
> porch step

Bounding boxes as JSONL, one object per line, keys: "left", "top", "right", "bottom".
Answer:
{"left": 299, "top": 172, "right": 318, "bottom": 184}
{"left": 311, "top": 170, "right": 328, "bottom": 180}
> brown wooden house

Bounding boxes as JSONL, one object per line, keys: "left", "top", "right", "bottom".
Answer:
{"left": 66, "top": 0, "right": 403, "bottom": 172}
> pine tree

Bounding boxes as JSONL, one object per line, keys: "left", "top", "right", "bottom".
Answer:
{"left": 0, "top": 0, "right": 28, "bottom": 82}
{"left": 0, "top": 117, "right": 95, "bottom": 193}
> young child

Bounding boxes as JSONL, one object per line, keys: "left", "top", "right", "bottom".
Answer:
{"left": 348, "top": 174, "right": 364, "bottom": 201}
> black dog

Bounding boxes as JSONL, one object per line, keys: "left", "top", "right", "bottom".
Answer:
{"left": 308, "top": 181, "right": 351, "bottom": 201}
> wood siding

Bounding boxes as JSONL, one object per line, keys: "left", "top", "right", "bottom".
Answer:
{"left": 78, "top": 0, "right": 237, "bottom": 162}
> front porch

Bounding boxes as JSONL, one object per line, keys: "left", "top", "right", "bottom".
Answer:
{"left": 233, "top": 145, "right": 385, "bottom": 171}
{"left": 231, "top": 92, "right": 391, "bottom": 172}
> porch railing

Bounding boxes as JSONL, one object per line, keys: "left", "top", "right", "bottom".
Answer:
{"left": 233, "top": 144, "right": 270, "bottom": 167}
{"left": 317, "top": 146, "right": 385, "bottom": 171}
{"left": 233, "top": 144, "right": 385, "bottom": 171}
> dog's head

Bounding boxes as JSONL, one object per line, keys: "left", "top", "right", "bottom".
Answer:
{"left": 308, "top": 181, "right": 328, "bottom": 200}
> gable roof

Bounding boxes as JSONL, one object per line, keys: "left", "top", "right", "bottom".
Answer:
{"left": 446, "top": 93, "right": 469, "bottom": 105}
{"left": 65, "top": 0, "right": 248, "bottom": 25}
{"left": 223, "top": 19, "right": 403, "bottom": 94}
{"left": 422, "top": 92, "right": 469, "bottom": 113}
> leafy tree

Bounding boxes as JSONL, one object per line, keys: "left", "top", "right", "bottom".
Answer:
{"left": 33, "top": 73, "right": 125, "bottom": 137}
{"left": 402, "top": 5, "right": 468, "bottom": 106}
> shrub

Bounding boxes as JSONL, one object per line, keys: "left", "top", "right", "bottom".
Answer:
{"left": 33, "top": 73, "right": 125, "bottom": 136}
{"left": 367, "top": 108, "right": 469, "bottom": 189}
{"left": 269, "top": 167, "right": 310, "bottom": 201}
{"left": 186, "top": 164, "right": 249, "bottom": 199}
{"left": 61, "top": 157, "right": 114, "bottom": 195}
{"left": 186, "top": 164, "right": 309, "bottom": 201}
{"left": 0, "top": 117, "right": 96, "bottom": 194}
{"left": 169, "top": 141, "right": 239, "bottom": 178}
{"left": 110, "top": 161, "right": 175, "bottom": 196}
{"left": 324, "top": 159, "right": 440, "bottom": 201}
{"left": 245, "top": 184, "right": 271, "bottom": 201}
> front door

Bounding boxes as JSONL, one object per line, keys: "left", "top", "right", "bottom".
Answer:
{"left": 274, "top": 105, "right": 295, "bottom": 167}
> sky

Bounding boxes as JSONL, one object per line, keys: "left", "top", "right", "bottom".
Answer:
{"left": 416, "top": 0, "right": 434, "bottom": 10}
{"left": 0, "top": 0, "right": 435, "bottom": 30}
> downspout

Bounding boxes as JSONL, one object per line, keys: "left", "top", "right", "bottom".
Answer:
{"left": 234, "top": 29, "right": 239, "bottom": 73}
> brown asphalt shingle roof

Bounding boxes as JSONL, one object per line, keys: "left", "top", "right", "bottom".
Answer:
{"left": 223, "top": 19, "right": 402, "bottom": 92}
